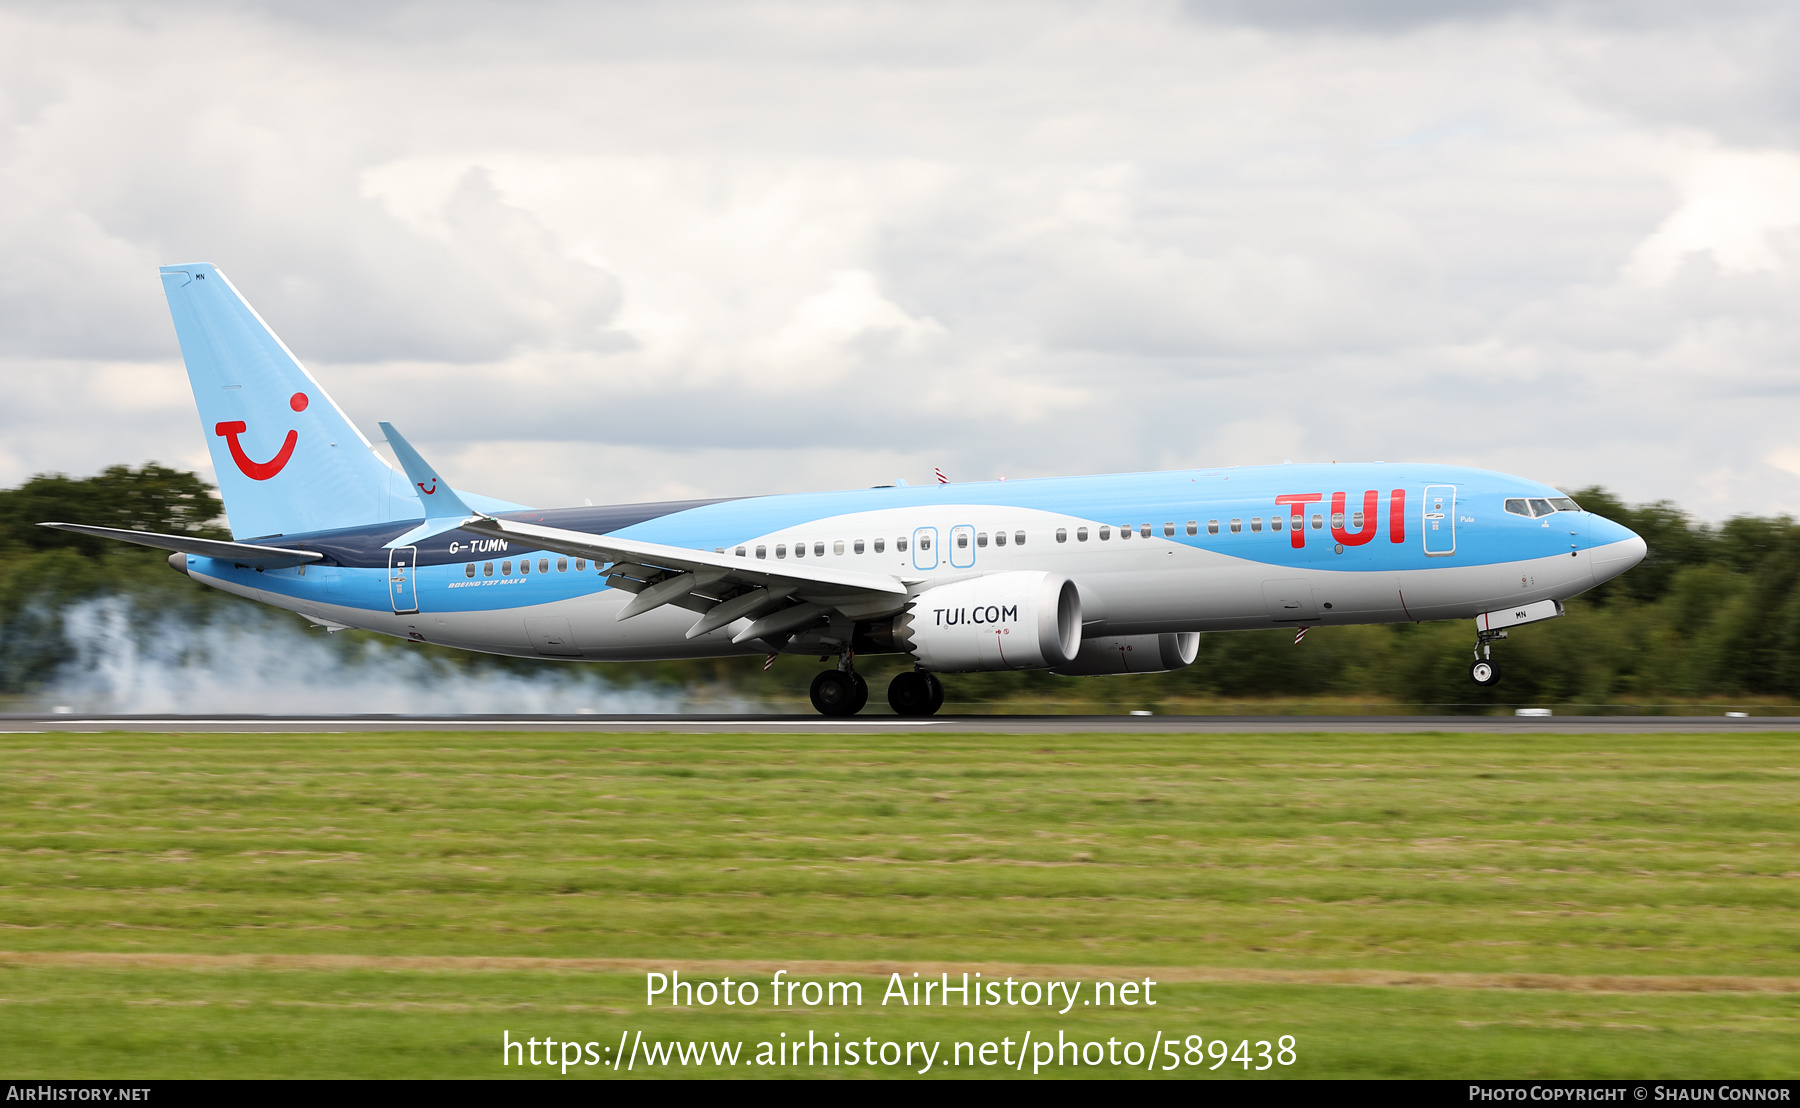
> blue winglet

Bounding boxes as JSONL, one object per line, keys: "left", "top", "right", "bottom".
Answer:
{"left": 380, "top": 422, "right": 473, "bottom": 518}
{"left": 379, "top": 422, "right": 477, "bottom": 548}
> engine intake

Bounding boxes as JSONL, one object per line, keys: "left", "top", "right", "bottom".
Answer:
{"left": 1053, "top": 633, "right": 1200, "bottom": 676}
{"left": 894, "top": 572, "right": 1081, "bottom": 672}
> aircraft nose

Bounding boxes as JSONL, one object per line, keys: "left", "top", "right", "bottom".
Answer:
{"left": 1587, "top": 517, "right": 1646, "bottom": 584}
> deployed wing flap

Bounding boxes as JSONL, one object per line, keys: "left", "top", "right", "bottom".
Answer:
{"left": 39, "top": 522, "right": 324, "bottom": 569}
{"left": 457, "top": 514, "right": 910, "bottom": 634}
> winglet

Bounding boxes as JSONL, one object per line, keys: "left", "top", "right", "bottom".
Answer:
{"left": 379, "top": 422, "right": 473, "bottom": 519}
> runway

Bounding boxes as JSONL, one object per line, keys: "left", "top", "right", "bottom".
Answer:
{"left": 3, "top": 713, "right": 1797, "bottom": 733}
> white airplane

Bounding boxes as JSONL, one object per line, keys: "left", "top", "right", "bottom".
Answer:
{"left": 45, "top": 264, "right": 1646, "bottom": 715}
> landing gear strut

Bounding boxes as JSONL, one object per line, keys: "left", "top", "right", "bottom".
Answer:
{"left": 809, "top": 651, "right": 869, "bottom": 716}
{"left": 887, "top": 669, "right": 945, "bottom": 717}
{"left": 1470, "top": 628, "right": 1506, "bottom": 687}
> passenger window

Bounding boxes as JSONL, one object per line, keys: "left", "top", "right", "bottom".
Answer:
{"left": 958, "top": 533, "right": 969, "bottom": 549}
{"left": 1186, "top": 521, "right": 1197, "bottom": 536}
{"left": 874, "top": 538, "right": 885, "bottom": 553}
{"left": 854, "top": 539, "right": 865, "bottom": 554}
{"left": 1164, "top": 522, "right": 1175, "bottom": 537}
{"left": 1229, "top": 519, "right": 1242, "bottom": 534}
{"left": 776, "top": 544, "right": 787, "bottom": 558}
{"left": 557, "top": 557, "right": 568, "bottom": 572}
{"left": 1117, "top": 525, "right": 1129, "bottom": 540}
{"left": 1251, "top": 517, "right": 1263, "bottom": 532}
{"left": 1077, "top": 527, "right": 1089, "bottom": 541}
{"left": 795, "top": 542, "right": 806, "bottom": 558}
{"left": 502, "top": 560, "right": 512, "bottom": 575}
{"left": 1352, "top": 512, "right": 1364, "bottom": 529}
{"left": 1099, "top": 526, "right": 1112, "bottom": 540}
{"left": 834, "top": 540, "right": 845, "bottom": 555}
{"left": 575, "top": 558, "right": 585, "bottom": 571}
{"left": 520, "top": 558, "right": 530, "bottom": 575}
{"left": 735, "top": 547, "right": 745, "bottom": 558}
{"left": 814, "top": 542, "right": 825, "bottom": 557}
{"left": 1207, "top": 520, "right": 1219, "bottom": 535}
{"left": 994, "top": 531, "right": 1006, "bottom": 547}
{"left": 1141, "top": 524, "right": 1152, "bottom": 538}
{"left": 756, "top": 545, "right": 767, "bottom": 559}
{"left": 1312, "top": 514, "right": 1323, "bottom": 529}
{"left": 920, "top": 535, "right": 931, "bottom": 551}
{"left": 1056, "top": 528, "right": 1068, "bottom": 543}
{"left": 1331, "top": 512, "right": 1344, "bottom": 529}
{"left": 1272, "top": 516, "right": 1283, "bottom": 532}
{"left": 897, "top": 537, "right": 908, "bottom": 552}
{"left": 538, "top": 558, "right": 549, "bottom": 574}
{"left": 976, "top": 532, "right": 988, "bottom": 548}
{"left": 465, "top": 563, "right": 475, "bottom": 578}
{"left": 1015, "top": 530, "right": 1025, "bottom": 546}
{"left": 484, "top": 562, "right": 493, "bottom": 577}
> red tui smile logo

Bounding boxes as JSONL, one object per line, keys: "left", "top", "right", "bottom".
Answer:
{"left": 417, "top": 479, "right": 438, "bottom": 495}
{"left": 215, "top": 392, "right": 307, "bottom": 481}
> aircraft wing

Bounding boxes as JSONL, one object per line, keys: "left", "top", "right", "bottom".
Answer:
{"left": 38, "top": 522, "right": 324, "bottom": 569}
{"left": 457, "top": 514, "right": 912, "bottom": 643}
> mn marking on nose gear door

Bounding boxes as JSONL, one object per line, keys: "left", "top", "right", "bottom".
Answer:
{"left": 388, "top": 546, "right": 419, "bottom": 614}
{"left": 1423, "top": 485, "right": 1456, "bottom": 557}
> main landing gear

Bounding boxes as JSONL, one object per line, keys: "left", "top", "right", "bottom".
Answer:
{"left": 809, "top": 665, "right": 868, "bottom": 717}
{"left": 1470, "top": 628, "right": 1506, "bottom": 687}
{"left": 886, "top": 669, "right": 945, "bottom": 718}
{"left": 807, "top": 655, "right": 944, "bottom": 717}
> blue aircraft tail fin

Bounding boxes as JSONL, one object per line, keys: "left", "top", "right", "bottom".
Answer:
{"left": 159, "top": 264, "right": 523, "bottom": 539}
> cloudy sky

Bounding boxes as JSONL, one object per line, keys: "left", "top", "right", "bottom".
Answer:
{"left": 3, "top": 0, "right": 1798, "bottom": 520}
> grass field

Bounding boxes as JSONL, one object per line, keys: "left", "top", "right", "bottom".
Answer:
{"left": 0, "top": 729, "right": 1796, "bottom": 1078}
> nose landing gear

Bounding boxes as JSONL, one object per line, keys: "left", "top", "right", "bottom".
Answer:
{"left": 886, "top": 668, "right": 945, "bottom": 717}
{"left": 1470, "top": 628, "right": 1506, "bottom": 687}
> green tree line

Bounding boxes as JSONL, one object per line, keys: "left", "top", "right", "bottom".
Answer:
{"left": 2, "top": 465, "right": 1795, "bottom": 710}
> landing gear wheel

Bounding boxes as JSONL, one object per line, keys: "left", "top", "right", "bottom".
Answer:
{"left": 1470, "top": 660, "right": 1501, "bottom": 687}
{"left": 847, "top": 672, "right": 869, "bottom": 714}
{"left": 810, "top": 670, "right": 863, "bottom": 716}
{"left": 887, "top": 671, "right": 942, "bottom": 717}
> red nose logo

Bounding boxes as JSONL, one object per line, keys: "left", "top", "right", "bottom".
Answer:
{"left": 215, "top": 393, "right": 307, "bottom": 481}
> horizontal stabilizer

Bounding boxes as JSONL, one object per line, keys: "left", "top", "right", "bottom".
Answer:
{"left": 39, "top": 522, "right": 323, "bottom": 569}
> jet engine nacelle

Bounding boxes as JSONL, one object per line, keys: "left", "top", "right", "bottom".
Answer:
{"left": 895, "top": 571, "right": 1082, "bottom": 672}
{"left": 1052, "top": 632, "right": 1200, "bottom": 676}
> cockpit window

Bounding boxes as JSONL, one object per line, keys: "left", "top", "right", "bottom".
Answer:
{"left": 1506, "top": 496, "right": 1581, "bottom": 518}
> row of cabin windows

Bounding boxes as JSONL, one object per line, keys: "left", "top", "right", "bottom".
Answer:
{"left": 726, "top": 531, "right": 1031, "bottom": 559}
{"left": 453, "top": 505, "right": 1395, "bottom": 578}
{"left": 464, "top": 556, "right": 588, "bottom": 578}
{"left": 1202, "top": 513, "right": 1335, "bottom": 536}
{"left": 1040, "top": 516, "right": 1336, "bottom": 541}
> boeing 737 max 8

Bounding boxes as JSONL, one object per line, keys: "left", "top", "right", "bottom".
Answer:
{"left": 43, "top": 264, "right": 1647, "bottom": 715}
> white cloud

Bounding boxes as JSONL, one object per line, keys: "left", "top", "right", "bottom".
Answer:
{"left": 0, "top": 2, "right": 1798, "bottom": 521}
{"left": 1625, "top": 146, "right": 1800, "bottom": 285}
